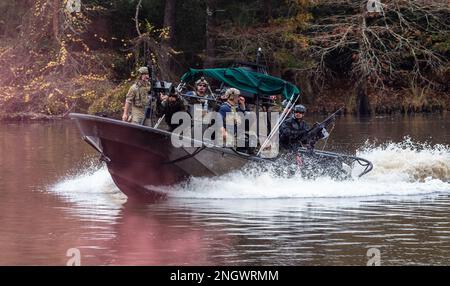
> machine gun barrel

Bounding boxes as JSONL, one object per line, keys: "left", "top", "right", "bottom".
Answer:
{"left": 180, "top": 93, "right": 222, "bottom": 103}
{"left": 302, "top": 107, "right": 344, "bottom": 146}
{"left": 141, "top": 65, "right": 157, "bottom": 125}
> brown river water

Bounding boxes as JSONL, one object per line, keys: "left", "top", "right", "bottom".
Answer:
{"left": 0, "top": 114, "right": 449, "bottom": 265}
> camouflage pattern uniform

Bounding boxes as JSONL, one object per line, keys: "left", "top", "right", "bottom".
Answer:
{"left": 186, "top": 77, "right": 217, "bottom": 115}
{"left": 125, "top": 80, "right": 151, "bottom": 125}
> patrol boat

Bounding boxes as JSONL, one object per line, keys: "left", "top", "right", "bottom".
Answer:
{"left": 70, "top": 67, "right": 373, "bottom": 200}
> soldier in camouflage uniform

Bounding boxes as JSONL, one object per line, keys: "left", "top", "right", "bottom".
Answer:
{"left": 185, "top": 77, "right": 218, "bottom": 116}
{"left": 122, "top": 67, "right": 152, "bottom": 126}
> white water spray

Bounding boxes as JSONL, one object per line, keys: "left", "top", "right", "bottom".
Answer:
{"left": 49, "top": 138, "right": 450, "bottom": 202}
{"left": 50, "top": 162, "right": 126, "bottom": 207}
{"left": 172, "top": 138, "right": 450, "bottom": 199}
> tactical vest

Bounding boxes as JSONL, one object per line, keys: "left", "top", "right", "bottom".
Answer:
{"left": 132, "top": 81, "right": 151, "bottom": 108}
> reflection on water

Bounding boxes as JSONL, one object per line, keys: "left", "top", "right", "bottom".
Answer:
{"left": 0, "top": 115, "right": 449, "bottom": 265}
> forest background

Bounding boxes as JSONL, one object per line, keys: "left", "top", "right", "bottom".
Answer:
{"left": 0, "top": 0, "right": 448, "bottom": 120}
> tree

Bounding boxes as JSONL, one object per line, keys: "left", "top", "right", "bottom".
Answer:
{"left": 132, "top": 0, "right": 177, "bottom": 81}
{"left": 205, "top": 0, "right": 217, "bottom": 67}
{"left": 213, "top": 0, "right": 311, "bottom": 69}
{"left": 306, "top": 0, "right": 449, "bottom": 114}
{"left": 163, "top": 0, "right": 177, "bottom": 48}
{"left": 0, "top": 0, "right": 115, "bottom": 115}
{"left": 52, "top": 0, "right": 60, "bottom": 43}
{"left": 263, "top": 0, "right": 273, "bottom": 22}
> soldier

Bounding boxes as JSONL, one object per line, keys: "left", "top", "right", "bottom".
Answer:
{"left": 186, "top": 77, "right": 217, "bottom": 115}
{"left": 194, "top": 77, "right": 209, "bottom": 97}
{"left": 279, "top": 104, "right": 310, "bottom": 150}
{"left": 218, "top": 88, "right": 246, "bottom": 143}
{"left": 159, "top": 87, "right": 187, "bottom": 131}
{"left": 122, "top": 67, "right": 152, "bottom": 125}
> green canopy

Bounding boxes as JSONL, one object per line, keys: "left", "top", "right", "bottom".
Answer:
{"left": 180, "top": 67, "right": 300, "bottom": 100}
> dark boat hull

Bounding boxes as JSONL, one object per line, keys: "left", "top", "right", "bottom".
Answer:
{"left": 70, "top": 114, "right": 372, "bottom": 200}
{"left": 70, "top": 113, "right": 250, "bottom": 200}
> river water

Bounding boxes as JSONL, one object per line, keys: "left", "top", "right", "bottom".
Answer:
{"left": 0, "top": 114, "right": 449, "bottom": 265}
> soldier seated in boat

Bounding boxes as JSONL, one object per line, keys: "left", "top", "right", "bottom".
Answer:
{"left": 185, "top": 77, "right": 218, "bottom": 116}
{"left": 279, "top": 104, "right": 310, "bottom": 151}
{"left": 122, "top": 67, "right": 152, "bottom": 126}
{"left": 158, "top": 87, "right": 187, "bottom": 131}
{"left": 219, "top": 88, "right": 246, "bottom": 145}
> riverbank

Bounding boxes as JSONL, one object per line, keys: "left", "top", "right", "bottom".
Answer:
{"left": 1, "top": 108, "right": 448, "bottom": 123}
{"left": 0, "top": 112, "right": 65, "bottom": 122}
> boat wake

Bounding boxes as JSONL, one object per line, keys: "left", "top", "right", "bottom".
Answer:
{"left": 49, "top": 138, "right": 450, "bottom": 202}
{"left": 171, "top": 138, "right": 450, "bottom": 199}
{"left": 49, "top": 162, "right": 127, "bottom": 207}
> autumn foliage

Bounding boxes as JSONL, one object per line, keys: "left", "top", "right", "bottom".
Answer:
{"left": 0, "top": 0, "right": 448, "bottom": 119}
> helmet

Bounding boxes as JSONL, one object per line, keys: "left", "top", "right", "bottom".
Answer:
{"left": 168, "top": 86, "right": 178, "bottom": 97}
{"left": 224, "top": 88, "right": 240, "bottom": 100}
{"left": 138, "top": 67, "right": 149, "bottom": 75}
{"left": 195, "top": 77, "right": 209, "bottom": 87}
{"left": 293, "top": 104, "right": 306, "bottom": 113}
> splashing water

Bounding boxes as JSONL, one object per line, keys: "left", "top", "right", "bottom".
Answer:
{"left": 50, "top": 139, "right": 450, "bottom": 202}
{"left": 172, "top": 138, "right": 450, "bottom": 199}
{"left": 357, "top": 137, "right": 449, "bottom": 183}
{"left": 50, "top": 162, "right": 126, "bottom": 207}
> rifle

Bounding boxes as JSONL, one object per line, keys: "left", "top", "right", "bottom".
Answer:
{"left": 141, "top": 64, "right": 157, "bottom": 125}
{"left": 302, "top": 107, "right": 344, "bottom": 150}
{"left": 181, "top": 92, "right": 222, "bottom": 104}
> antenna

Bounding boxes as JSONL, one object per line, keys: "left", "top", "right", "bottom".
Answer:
{"left": 256, "top": 47, "right": 262, "bottom": 73}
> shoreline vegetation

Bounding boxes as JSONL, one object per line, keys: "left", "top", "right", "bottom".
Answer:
{"left": 0, "top": 1, "right": 448, "bottom": 119}
{"left": 1, "top": 108, "right": 447, "bottom": 123}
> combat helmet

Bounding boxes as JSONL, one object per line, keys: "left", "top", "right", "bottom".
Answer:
{"left": 293, "top": 104, "right": 306, "bottom": 113}
{"left": 195, "top": 77, "right": 209, "bottom": 87}
{"left": 224, "top": 88, "right": 240, "bottom": 100}
{"left": 138, "top": 67, "right": 149, "bottom": 75}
